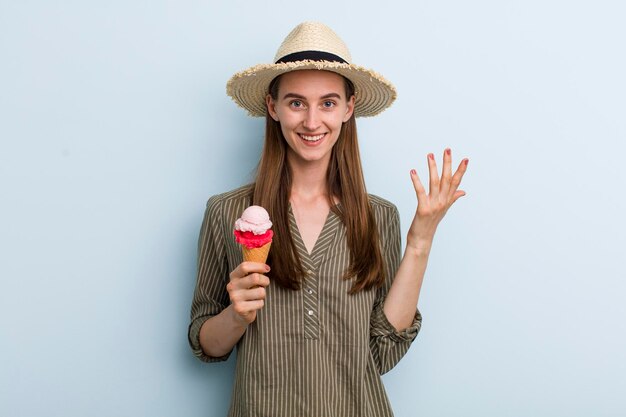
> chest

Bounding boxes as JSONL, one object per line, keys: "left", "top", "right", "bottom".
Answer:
{"left": 290, "top": 200, "right": 331, "bottom": 255}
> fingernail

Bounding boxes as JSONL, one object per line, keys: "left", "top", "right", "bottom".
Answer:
{"left": 464, "top": 159, "right": 469, "bottom": 166}
{"left": 410, "top": 169, "right": 416, "bottom": 175}
{"left": 445, "top": 148, "right": 451, "bottom": 156}
{"left": 428, "top": 153, "right": 434, "bottom": 160}
{"left": 265, "top": 265, "right": 271, "bottom": 272}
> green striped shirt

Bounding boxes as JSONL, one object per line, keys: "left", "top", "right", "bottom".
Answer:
{"left": 189, "top": 185, "right": 422, "bottom": 417}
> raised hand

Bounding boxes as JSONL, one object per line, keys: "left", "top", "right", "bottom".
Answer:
{"left": 407, "top": 148, "right": 469, "bottom": 252}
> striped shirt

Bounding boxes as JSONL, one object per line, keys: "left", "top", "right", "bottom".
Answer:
{"left": 188, "top": 185, "right": 422, "bottom": 417}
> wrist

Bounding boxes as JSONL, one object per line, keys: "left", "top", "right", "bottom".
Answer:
{"left": 405, "top": 239, "right": 433, "bottom": 257}
{"left": 226, "top": 304, "right": 251, "bottom": 329}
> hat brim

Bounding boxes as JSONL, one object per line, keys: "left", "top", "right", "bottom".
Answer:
{"left": 226, "top": 60, "right": 397, "bottom": 118}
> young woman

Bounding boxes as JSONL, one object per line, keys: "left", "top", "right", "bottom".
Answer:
{"left": 189, "top": 22, "right": 469, "bottom": 417}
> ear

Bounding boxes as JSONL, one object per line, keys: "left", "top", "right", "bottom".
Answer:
{"left": 343, "top": 94, "right": 355, "bottom": 122}
{"left": 266, "top": 94, "right": 279, "bottom": 122}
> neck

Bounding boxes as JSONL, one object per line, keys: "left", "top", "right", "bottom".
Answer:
{"left": 288, "top": 155, "right": 329, "bottom": 202}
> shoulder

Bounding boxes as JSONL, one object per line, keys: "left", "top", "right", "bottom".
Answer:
{"left": 368, "top": 194, "right": 397, "bottom": 210}
{"left": 367, "top": 194, "right": 399, "bottom": 223}
{"left": 206, "top": 184, "right": 253, "bottom": 210}
{"left": 204, "top": 184, "right": 254, "bottom": 229}
{"left": 368, "top": 194, "right": 401, "bottom": 250}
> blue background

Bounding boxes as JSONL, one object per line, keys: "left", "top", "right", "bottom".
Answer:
{"left": 1, "top": 1, "right": 625, "bottom": 416}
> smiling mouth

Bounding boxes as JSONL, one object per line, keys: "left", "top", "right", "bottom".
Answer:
{"left": 298, "top": 133, "right": 326, "bottom": 142}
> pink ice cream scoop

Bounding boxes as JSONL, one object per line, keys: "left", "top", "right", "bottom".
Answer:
{"left": 234, "top": 206, "right": 273, "bottom": 250}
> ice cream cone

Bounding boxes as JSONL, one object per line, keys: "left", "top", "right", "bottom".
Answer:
{"left": 235, "top": 205, "right": 273, "bottom": 264}
{"left": 242, "top": 242, "right": 272, "bottom": 264}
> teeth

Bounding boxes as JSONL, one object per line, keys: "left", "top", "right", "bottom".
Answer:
{"left": 299, "top": 133, "right": 324, "bottom": 142}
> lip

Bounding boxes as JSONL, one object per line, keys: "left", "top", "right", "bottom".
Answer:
{"left": 298, "top": 133, "right": 327, "bottom": 146}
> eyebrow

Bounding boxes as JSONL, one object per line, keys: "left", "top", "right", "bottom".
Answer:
{"left": 282, "top": 92, "right": 343, "bottom": 100}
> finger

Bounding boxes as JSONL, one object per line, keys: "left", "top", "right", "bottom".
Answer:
{"left": 448, "top": 158, "right": 469, "bottom": 198}
{"left": 440, "top": 148, "right": 452, "bottom": 196}
{"left": 226, "top": 282, "right": 266, "bottom": 303}
{"left": 451, "top": 190, "right": 467, "bottom": 205}
{"left": 238, "top": 273, "right": 270, "bottom": 289}
{"left": 237, "top": 285, "right": 267, "bottom": 302}
{"left": 233, "top": 299, "right": 265, "bottom": 317}
{"left": 231, "top": 262, "right": 271, "bottom": 280}
{"left": 227, "top": 274, "right": 270, "bottom": 296}
{"left": 246, "top": 272, "right": 270, "bottom": 288}
{"left": 229, "top": 284, "right": 267, "bottom": 303}
{"left": 410, "top": 169, "right": 428, "bottom": 203}
{"left": 427, "top": 153, "right": 440, "bottom": 199}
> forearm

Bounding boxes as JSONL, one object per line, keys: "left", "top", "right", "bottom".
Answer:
{"left": 383, "top": 242, "right": 431, "bottom": 331}
{"left": 199, "top": 304, "right": 248, "bottom": 357}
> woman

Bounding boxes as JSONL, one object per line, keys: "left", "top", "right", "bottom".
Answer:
{"left": 189, "top": 22, "right": 468, "bottom": 416}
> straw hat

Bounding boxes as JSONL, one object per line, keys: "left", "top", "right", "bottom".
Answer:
{"left": 226, "top": 21, "right": 397, "bottom": 118}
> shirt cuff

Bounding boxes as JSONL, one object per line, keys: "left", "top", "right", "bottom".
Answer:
{"left": 370, "top": 304, "right": 422, "bottom": 343}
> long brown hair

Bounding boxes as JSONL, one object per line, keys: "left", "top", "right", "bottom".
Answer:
{"left": 252, "top": 72, "right": 385, "bottom": 294}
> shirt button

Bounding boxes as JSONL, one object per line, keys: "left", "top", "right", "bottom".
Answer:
{"left": 307, "top": 288, "right": 313, "bottom": 294}
{"left": 307, "top": 310, "right": 314, "bottom": 316}
{"left": 307, "top": 269, "right": 314, "bottom": 275}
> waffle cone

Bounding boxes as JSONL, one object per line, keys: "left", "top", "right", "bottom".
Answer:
{"left": 242, "top": 242, "right": 272, "bottom": 264}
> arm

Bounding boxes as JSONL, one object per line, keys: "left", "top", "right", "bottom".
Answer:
{"left": 188, "top": 196, "right": 269, "bottom": 361}
{"left": 368, "top": 204, "right": 422, "bottom": 375}
{"left": 383, "top": 148, "right": 469, "bottom": 331}
{"left": 199, "top": 262, "right": 270, "bottom": 357}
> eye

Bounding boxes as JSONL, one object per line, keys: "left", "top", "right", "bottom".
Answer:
{"left": 290, "top": 100, "right": 304, "bottom": 108}
{"left": 322, "top": 100, "right": 336, "bottom": 108}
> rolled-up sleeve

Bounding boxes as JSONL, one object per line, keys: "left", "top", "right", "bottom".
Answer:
{"left": 188, "top": 195, "right": 232, "bottom": 363}
{"left": 369, "top": 203, "right": 422, "bottom": 375}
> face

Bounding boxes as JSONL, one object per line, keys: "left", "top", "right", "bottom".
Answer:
{"left": 266, "top": 70, "right": 355, "bottom": 168}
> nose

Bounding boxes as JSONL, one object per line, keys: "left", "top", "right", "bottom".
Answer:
{"left": 303, "top": 107, "right": 321, "bottom": 131}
